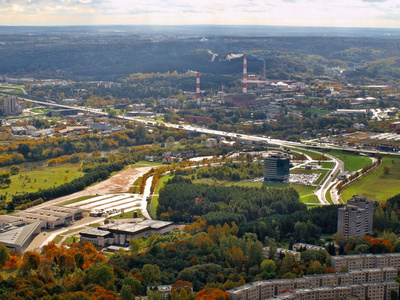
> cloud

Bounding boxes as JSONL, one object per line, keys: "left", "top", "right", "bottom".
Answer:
{"left": 0, "top": 0, "right": 399, "bottom": 27}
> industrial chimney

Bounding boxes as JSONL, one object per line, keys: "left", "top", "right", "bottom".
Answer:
{"left": 196, "top": 72, "right": 201, "bottom": 105}
{"left": 243, "top": 54, "right": 247, "bottom": 94}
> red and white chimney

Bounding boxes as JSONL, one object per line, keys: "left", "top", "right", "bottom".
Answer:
{"left": 243, "top": 54, "right": 247, "bottom": 94}
{"left": 196, "top": 72, "right": 201, "bottom": 105}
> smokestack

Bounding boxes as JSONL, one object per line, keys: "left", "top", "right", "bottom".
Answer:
{"left": 196, "top": 72, "right": 201, "bottom": 105}
{"left": 264, "top": 59, "right": 266, "bottom": 80}
{"left": 243, "top": 54, "right": 247, "bottom": 94}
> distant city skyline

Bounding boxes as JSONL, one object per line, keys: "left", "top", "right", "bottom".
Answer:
{"left": 1, "top": 0, "right": 400, "bottom": 28}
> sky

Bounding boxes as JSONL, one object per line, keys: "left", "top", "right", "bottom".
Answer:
{"left": 0, "top": 0, "right": 400, "bottom": 28}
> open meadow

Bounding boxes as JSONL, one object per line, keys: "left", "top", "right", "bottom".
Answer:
{"left": 341, "top": 155, "right": 400, "bottom": 202}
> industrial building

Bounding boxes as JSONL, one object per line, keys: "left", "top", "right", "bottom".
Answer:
{"left": 80, "top": 219, "right": 174, "bottom": 247}
{"left": 337, "top": 196, "right": 373, "bottom": 238}
{"left": 0, "top": 222, "right": 42, "bottom": 253}
{"left": 0, "top": 206, "right": 83, "bottom": 230}
{"left": 264, "top": 154, "right": 290, "bottom": 182}
{"left": 0, "top": 206, "right": 83, "bottom": 253}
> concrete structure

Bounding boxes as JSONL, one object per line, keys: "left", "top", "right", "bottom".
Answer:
{"left": 227, "top": 267, "right": 398, "bottom": 300}
{"left": 205, "top": 138, "right": 218, "bottom": 148}
{"left": 196, "top": 72, "right": 201, "bottom": 106}
{"left": 243, "top": 54, "right": 247, "bottom": 94}
{"left": 0, "top": 206, "right": 83, "bottom": 230}
{"left": 331, "top": 253, "right": 400, "bottom": 272}
{"left": 337, "top": 196, "right": 373, "bottom": 238}
{"left": 80, "top": 219, "right": 174, "bottom": 247}
{"left": 11, "top": 125, "right": 37, "bottom": 135}
{"left": 0, "top": 221, "right": 42, "bottom": 253}
{"left": 264, "top": 154, "right": 290, "bottom": 182}
{"left": 267, "top": 281, "right": 398, "bottom": 300}
{"left": 3, "top": 95, "right": 20, "bottom": 116}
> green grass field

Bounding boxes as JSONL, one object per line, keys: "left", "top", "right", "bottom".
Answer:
{"left": 0, "top": 164, "right": 83, "bottom": 201}
{"left": 321, "top": 162, "right": 335, "bottom": 168}
{"left": 341, "top": 155, "right": 400, "bottom": 202}
{"left": 327, "top": 150, "right": 372, "bottom": 172}
{"left": 0, "top": 85, "right": 25, "bottom": 95}
{"left": 299, "top": 107, "right": 332, "bottom": 116}
{"left": 300, "top": 194, "right": 320, "bottom": 204}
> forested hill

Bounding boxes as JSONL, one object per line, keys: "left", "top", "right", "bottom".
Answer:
{"left": 1, "top": 30, "right": 400, "bottom": 81}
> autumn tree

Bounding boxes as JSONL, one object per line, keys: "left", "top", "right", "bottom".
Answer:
{"left": 22, "top": 251, "right": 40, "bottom": 270}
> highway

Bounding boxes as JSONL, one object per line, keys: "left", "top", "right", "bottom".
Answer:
{"left": 20, "top": 98, "right": 399, "bottom": 205}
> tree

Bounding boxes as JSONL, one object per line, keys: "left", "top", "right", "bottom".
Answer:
{"left": 142, "top": 264, "right": 161, "bottom": 286}
{"left": 171, "top": 281, "right": 193, "bottom": 294}
{"left": 0, "top": 243, "right": 9, "bottom": 267}
{"left": 129, "top": 239, "right": 142, "bottom": 254}
{"left": 6, "top": 201, "right": 14, "bottom": 213}
{"left": 121, "top": 285, "right": 135, "bottom": 300}
{"left": 85, "top": 265, "right": 114, "bottom": 288}
{"left": 22, "top": 251, "right": 40, "bottom": 270}
{"left": 333, "top": 232, "right": 346, "bottom": 245}
{"left": 197, "top": 289, "right": 230, "bottom": 300}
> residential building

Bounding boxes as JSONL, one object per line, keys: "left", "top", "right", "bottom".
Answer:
{"left": 337, "top": 196, "right": 373, "bottom": 238}
{"left": 227, "top": 266, "right": 398, "bottom": 300}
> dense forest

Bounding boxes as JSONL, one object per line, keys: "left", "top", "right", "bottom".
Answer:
{"left": 157, "top": 176, "right": 339, "bottom": 243}
{"left": 2, "top": 32, "right": 400, "bottom": 82}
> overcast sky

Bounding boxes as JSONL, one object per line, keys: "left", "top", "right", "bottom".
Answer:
{"left": 0, "top": 0, "right": 399, "bottom": 28}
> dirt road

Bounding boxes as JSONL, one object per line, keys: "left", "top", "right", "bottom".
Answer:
{"left": 34, "top": 166, "right": 152, "bottom": 209}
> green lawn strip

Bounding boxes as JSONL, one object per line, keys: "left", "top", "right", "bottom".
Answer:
{"left": 154, "top": 175, "right": 173, "bottom": 194}
{"left": 150, "top": 196, "right": 159, "bottom": 218}
{"left": 150, "top": 174, "right": 173, "bottom": 218}
{"left": 326, "top": 149, "right": 372, "bottom": 172}
{"left": 58, "top": 195, "right": 94, "bottom": 206}
{"left": 53, "top": 235, "right": 64, "bottom": 244}
{"left": 65, "top": 237, "right": 78, "bottom": 245}
{"left": 325, "top": 186, "right": 334, "bottom": 205}
{"left": 300, "top": 194, "right": 320, "bottom": 204}
{"left": 108, "top": 209, "right": 144, "bottom": 220}
{"left": 321, "top": 162, "right": 335, "bottom": 168}
{"left": 1, "top": 164, "right": 83, "bottom": 202}
{"left": 315, "top": 169, "right": 329, "bottom": 185}
{"left": 341, "top": 155, "right": 400, "bottom": 203}
{"left": 289, "top": 147, "right": 327, "bottom": 160}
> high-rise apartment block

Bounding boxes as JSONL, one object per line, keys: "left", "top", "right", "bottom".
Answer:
{"left": 337, "top": 196, "right": 373, "bottom": 238}
{"left": 264, "top": 154, "right": 290, "bottom": 182}
{"left": 3, "top": 95, "right": 16, "bottom": 116}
